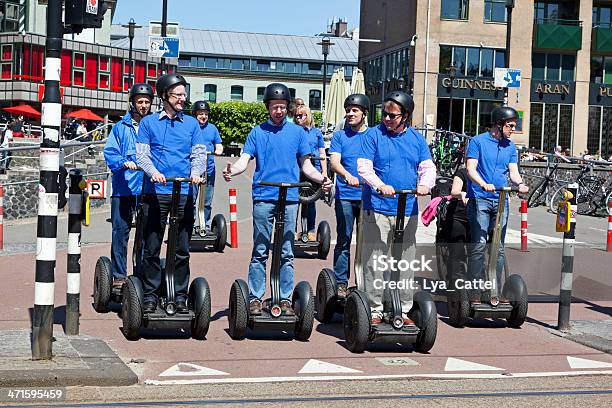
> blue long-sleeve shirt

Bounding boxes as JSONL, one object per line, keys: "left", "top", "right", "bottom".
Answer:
{"left": 103, "top": 112, "right": 143, "bottom": 196}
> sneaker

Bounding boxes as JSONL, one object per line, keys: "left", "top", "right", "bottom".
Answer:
{"left": 470, "top": 294, "right": 481, "bottom": 304}
{"left": 112, "top": 277, "right": 127, "bottom": 288}
{"left": 280, "top": 300, "right": 295, "bottom": 316}
{"left": 371, "top": 312, "right": 383, "bottom": 325}
{"left": 143, "top": 300, "right": 157, "bottom": 314}
{"left": 249, "top": 299, "right": 262, "bottom": 315}
{"left": 176, "top": 299, "right": 189, "bottom": 313}
{"left": 402, "top": 313, "right": 415, "bottom": 325}
{"left": 307, "top": 232, "right": 317, "bottom": 242}
{"left": 337, "top": 283, "right": 349, "bottom": 299}
{"left": 500, "top": 296, "right": 510, "bottom": 304}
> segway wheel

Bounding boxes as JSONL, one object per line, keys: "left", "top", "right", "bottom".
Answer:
{"left": 228, "top": 280, "right": 248, "bottom": 340}
{"left": 121, "top": 276, "right": 143, "bottom": 340}
{"left": 93, "top": 256, "right": 112, "bottom": 313}
{"left": 316, "top": 268, "right": 337, "bottom": 323}
{"left": 293, "top": 281, "right": 315, "bottom": 341}
{"left": 343, "top": 290, "right": 370, "bottom": 353}
{"left": 212, "top": 214, "right": 227, "bottom": 253}
{"left": 447, "top": 288, "right": 469, "bottom": 328}
{"left": 189, "top": 277, "right": 212, "bottom": 340}
{"left": 504, "top": 274, "right": 528, "bottom": 328}
{"left": 411, "top": 293, "right": 438, "bottom": 353}
{"left": 317, "top": 221, "right": 331, "bottom": 260}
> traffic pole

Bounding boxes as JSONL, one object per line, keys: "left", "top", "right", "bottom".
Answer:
{"left": 0, "top": 184, "right": 3, "bottom": 250}
{"left": 229, "top": 188, "right": 238, "bottom": 248}
{"left": 33, "top": 0, "right": 63, "bottom": 360}
{"left": 520, "top": 199, "right": 528, "bottom": 252}
{"left": 66, "top": 170, "right": 83, "bottom": 335}
{"left": 558, "top": 183, "right": 577, "bottom": 332}
{"left": 607, "top": 200, "right": 612, "bottom": 252}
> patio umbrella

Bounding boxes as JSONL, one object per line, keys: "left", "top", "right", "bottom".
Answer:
{"left": 2, "top": 104, "right": 41, "bottom": 119}
{"left": 350, "top": 68, "right": 365, "bottom": 94}
{"left": 324, "top": 67, "right": 347, "bottom": 132}
{"left": 66, "top": 108, "right": 103, "bottom": 122}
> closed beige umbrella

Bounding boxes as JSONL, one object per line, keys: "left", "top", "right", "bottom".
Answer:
{"left": 350, "top": 68, "right": 365, "bottom": 94}
{"left": 324, "top": 67, "right": 347, "bottom": 132}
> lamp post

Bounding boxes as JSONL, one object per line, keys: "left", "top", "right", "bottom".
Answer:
{"left": 504, "top": 0, "right": 515, "bottom": 107}
{"left": 448, "top": 65, "right": 457, "bottom": 132}
{"left": 121, "top": 18, "right": 141, "bottom": 89}
{"left": 318, "top": 36, "right": 334, "bottom": 113}
{"left": 160, "top": 0, "right": 168, "bottom": 74}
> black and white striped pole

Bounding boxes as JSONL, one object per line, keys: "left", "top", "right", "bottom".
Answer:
{"left": 32, "top": 0, "right": 63, "bottom": 359}
{"left": 557, "top": 183, "right": 578, "bottom": 332}
{"left": 66, "top": 169, "right": 84, "bottom": 335}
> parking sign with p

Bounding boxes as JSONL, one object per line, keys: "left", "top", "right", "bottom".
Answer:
{"left": 86, "top": 179, "right": 106, "bottom": 199}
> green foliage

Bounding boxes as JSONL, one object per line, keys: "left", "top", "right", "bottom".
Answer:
{"left": 206, "top": 101, "right": 269, "bottom": 145}
{"left": 313, "top": 111, "right": 323, "bottom": 128}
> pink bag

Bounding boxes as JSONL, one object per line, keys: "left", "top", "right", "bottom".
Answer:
{"left": 421, "top": 195, "right": 452, "bottom": 227}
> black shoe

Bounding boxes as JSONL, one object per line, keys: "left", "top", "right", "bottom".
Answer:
{"left": 143, "top": 300, "right": 157, "bottom": 314}
{"left": 280, "top": 300, "right": 295, "bottom": 316}
{"left": 249, "top": 299, "right": 262, "bottom": 315}
{"left": 176, "top": 299, "right": 189, "bottom": 313}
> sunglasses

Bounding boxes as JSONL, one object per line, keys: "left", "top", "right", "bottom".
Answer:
{"left": 295, "top": 114, "right": 307, "bottom": 119}
{"left": 382, "top": 111, "right": 402, "bottom": 120}
{"left": 504, "top": 123, "right": 517, "bottom": 129}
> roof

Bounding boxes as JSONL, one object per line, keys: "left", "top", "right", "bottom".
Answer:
{"left": 110, "top": 25, "right": 358, "bottom": 63}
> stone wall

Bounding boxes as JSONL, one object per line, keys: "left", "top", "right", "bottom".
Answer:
{"left": 519, "top": 162, "right": 612, "bottom": 186}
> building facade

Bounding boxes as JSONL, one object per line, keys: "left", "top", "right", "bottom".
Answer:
{"left": 360, "top": 0, "right": 612, "bottom": 157}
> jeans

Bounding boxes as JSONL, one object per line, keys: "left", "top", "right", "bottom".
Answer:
{"left": 248, "top": 200, "right": 298, "bottom": 301}
{"left": 466, "top": 197, "right": 508, "bottom": 295}
{"left": 333, "top": 199, "right": 361, "bottom": 285}
{"left": 306, "top": 202, "right": 316, "bottom": 233}
{"left": 141, "top": 194, "right": 194, "bottom": 302}
{"left": 110, "top": 196, "right": 138, "bottom": 280}
{"left": 193, "top": 172, "right": 216, "bottom": 231}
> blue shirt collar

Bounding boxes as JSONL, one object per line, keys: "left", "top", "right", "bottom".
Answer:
{"left": 267, "top": 117, "right": 287, "bottom": 127}
{"left": 158, "top": 109, "right": 184, "bottom": 122}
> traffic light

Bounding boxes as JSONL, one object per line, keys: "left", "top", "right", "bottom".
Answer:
{"left": 64, "top": 0, "right": 110, "bottom": 33}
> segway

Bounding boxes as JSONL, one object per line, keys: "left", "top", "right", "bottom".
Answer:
{"left": 121, "top": 178, "right": 211, "bottom": 340}
{"left": 228, "top": 181, "right": 315, "bottom": 341}
{"left": 343, "top": 189, "right": 438, "bottom": 353}
{"left": 189, "top": 172, "right": 227, "bottom": 253}
{"left": 295, "top": 157, "right": 331, "bottom": 259}
{"left": 446, "top": 186, "right": 528, "bottom": 328}
{"left": 93, "top": 176, "right": 146, "bottom": 313}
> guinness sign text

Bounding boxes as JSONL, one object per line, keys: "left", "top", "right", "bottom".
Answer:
{"left": 441, "top": 77, "right": 503, "bottom": 91}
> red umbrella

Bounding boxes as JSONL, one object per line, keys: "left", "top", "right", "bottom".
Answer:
{"left": 2, "top": 104, "right": 41, "bottom": 119}
{"left": 66, "top": 108, "right": 104, "bottom": 121}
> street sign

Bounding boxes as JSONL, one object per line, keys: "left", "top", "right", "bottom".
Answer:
{"left": 494, "top": 68, "right": 521, "bottom": 88}
{"left": 86, "top": 179, "right": 106, "bottom": 199}
{"left": 148, "top": 36, "right": 180, "bottom": 58}
{"left": 86, "top": 0, "right": 98, "bottom": 14}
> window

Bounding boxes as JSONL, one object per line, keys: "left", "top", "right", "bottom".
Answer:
{"left": 230, "top": 59, "right": 245, "bottom": 70}
{"left": 466, "top": 48, "right": 480, "bottom": 76}
{"left": 257, "top": 86, "right": 265, "bottom": 102}
{"left": 453, "top": 47, "right": 466, "bottom": 76}
{"left": 230, "top": 85, "right": 243, "bottom": 101}
{"left": 484, "top": 0, "right": 507, "bottom": 23}
{"left": 289, "top": 88, "right": 296, "bottom": 99}
{"left": 285, "top": 62, "right": 296, "bottom": 73}
{"left": 1, "top": 1, "right": 23, "bottom": 32}
{"left": 529, "top": 102, "right": 574, "bottom": 151}
{"left": 593, "top": 5, "right": 612, "bottom": 28}
{"left": 98, "top": 56, "right": 110, "bottom": 90}
{"left": 308, "top": 63, "right": 322, "bottom": 75}
{"left": 480, "top": 48, "right": 494, "bottom": 77}
{"left": 532, "top": 53, "right": 576, "bottom": 81}
{"left": 72, "top": 52, "right": 85, "bottom": 87}
{"left": 309, "top": 90, "right": 321, "bottom": 110}
{"left": 205, "top": 57, "right": 217, "bottom": 69}
{"left": 0, "top": 44, "right": 12, "bottom": 80}
{"left": 204, "top": 84, "right": 217, "bottom": 103}
{"left": 532, "top": 53, "right": 546, "bottom": 80}
{"left": 441, "top": 0, "right": 468, "bottom": 20}
{"left": 591, "top": 56, "right": 604, "bottom": 83}
{"left": 439, "top": 45, "right": 505, "bottom": 78}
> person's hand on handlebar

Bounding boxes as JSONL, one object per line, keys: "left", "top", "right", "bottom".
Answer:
{"left": 191, "top": 175, "right": 203, "bottom": 185}
{"left": 345, "top": 174, "right": 360, "bottom": 187}
{"left": 123, "top": 161, "right": 138, "bottom": 170}
{"left": 151, "top": 172, "right": 166, "bottom": 184}
{"left": 518, "top": 183, "right": 529, "bottom": 194}
{"left": 223, "top": 163, "right": 232, "bottom": 182}
{"left": 378, "top": 184, "right": 395, "bottom": 196}
{"left": 416, "top": 185, "right": 430, "bottom": 196}
{"left": 481, "top": 183, "right": 496, "bottom": 192}
{"left": 321, "top": 176, "right": 333, "bottom": 192}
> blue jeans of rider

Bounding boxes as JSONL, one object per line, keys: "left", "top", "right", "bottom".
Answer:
{"left": 192, "top": 171, "right": 215, "bottom": 231}
{"left": 306, "top": 202, "right": 316, "bottom": 234}
{"left": 333, "top": 199, "right": 361, "bottom": 285}
{"left": 466, "top": 197, "right": 508, "bottom": 296}
{"left": 248, "top": 200, "right": 298, "bottom": 302}
{"left": 110, "top": 196, "right": 138, "bottom": 280}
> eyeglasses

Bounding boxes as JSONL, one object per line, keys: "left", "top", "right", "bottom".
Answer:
{"left": 169, "top": 93, "right": 187, "bottom": 99}
{"left": 504, "top": 123, "right": 517, "bottom": 130}
{"left": 382, "top": 111, "right": 402, "bottom": 120}
{"left": 295, "top": 114, "right": 307, "bottom": 119}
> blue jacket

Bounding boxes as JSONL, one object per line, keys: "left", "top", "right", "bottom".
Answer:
{"left": 104, "top": 112, "right": 143, "bottom": 196}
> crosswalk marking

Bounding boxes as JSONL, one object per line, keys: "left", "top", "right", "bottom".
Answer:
{"left": 298, "top": 359, "right": 362, "bottom": 374}
{"left": 444, "top": 357, "right": 503, "bottom": 371}
{"left": 159, "top": 363, "right": 229, "bottom": 377}
{"left": 567, "top": 356, "right": 612, "bottom": 369}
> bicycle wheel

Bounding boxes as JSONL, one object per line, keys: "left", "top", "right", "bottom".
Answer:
{"left": 549, "top": 185, "right": 566, "bottom": 214}
{"left": 527, "top": 179, "right": 548, "bottom": 208}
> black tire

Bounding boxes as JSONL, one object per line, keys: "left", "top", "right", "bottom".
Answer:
{"left": 548, "top": 185, "right": 565, "bottom": 214}
{"left": 527, "top": 179, "right": 547, "bottom": 208}
{"left": 293, "top": 282, "right": 315, "bottom": 341}
{"left": 411, "top": 301, "right": 437, "bottom": 353}
{"left": 447, "top": 289, "right": 469, "bottom": 328}
{"left": 132, "top": 205, "right": 145, "bottom": 275}
{"left": 212, "top": 214, "right": 227, "bottom": 253}
{"left": 316, "top": 268, "right": 337, "bottom": 323}
{"left": 317, "top": 221, "right": 331, "bottom": 260}
{"left": 121, "top": 277, "right": 142, "bottom": 340}
{"left": 189, "top": 277, "right": 211, "bottom": 340}
{"left": 505, "top": 275, "right": 528, "bottom": 328}
{"left": 228, "top": 281, "right": 248, "bottom": 340}
{"left": 93, "top": 256, "right": 112, "bottom": 313}
{"left": 343, "top": 290, "right": 370, "bottom": 353}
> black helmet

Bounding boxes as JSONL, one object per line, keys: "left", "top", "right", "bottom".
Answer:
{"left": 192, "top": 100, "right": 210, "bottom": 115}
{"left": 344, "top": 93, "right": 370, "bottom": 112}
{"left": 156, "top": 73, "right": 188, "bottom": 99}
{"left": 263, "top": 83, "right": 291, "bottom": 103}
{"left": 129, "top": 83, "right": 154, "bottom": 102}
{"left": 384, "top": 91, "right": 415, "bottom": 115}
{"left": 491, "top": 106, "right": 519, "bottom": 126}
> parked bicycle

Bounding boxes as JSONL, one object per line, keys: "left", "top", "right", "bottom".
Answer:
{"left": 526, "top": 151, "right": 572, "bottom": 208}
{"left": 429, "top": 129, "right": 471, "bottom": 177}
{"left": 549, "top": 163, "right": 612, "bottom": 217}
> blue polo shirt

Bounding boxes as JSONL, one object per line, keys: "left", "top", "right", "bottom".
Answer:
{"left": 304, "top": 127, "right": 325, "bottom": 171}
{"left": 137, "top": 111, "right": 201, "bottom": 195}
{"left": 243, "top": 119, "right": 311, "bottom": 202}
{"left": 195, "top": 121, "right": 222, "bottom": 176}
{"left": 360, "top": 124, "right": 431, "bottom": 216}
{"left": 466, "top": 132, "right": 518, "bottom": 200}
{"left": 329, "top": 127, "right": 368, "bottom": 201}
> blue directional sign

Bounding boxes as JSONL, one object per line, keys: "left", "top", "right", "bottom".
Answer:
{"left": 148, "top": 36, "right": 180, "bottom": 58}
{"left": 494, "top": 68, "right": 521, "bottom": 88}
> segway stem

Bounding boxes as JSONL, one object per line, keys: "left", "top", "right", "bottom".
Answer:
{"left": 164, "top": 179, "right": 183, "bottom": 305}
{"left": 390, "top": 190, "right": 416, "bottom": 321}
{"left": 270, "top": 186, "right": 288, "bottom": 305}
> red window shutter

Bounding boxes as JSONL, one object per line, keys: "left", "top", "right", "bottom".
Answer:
{"left": 111, "top": 57, "right": 122, "bottom": 92}
{"left": 33, "top": 46, "right": 44, "bottom": 82}
{"left": 60, "top": 51, "right": 72, "bottom": 86}
{"left": 21, "top": 45, "right": 30, "bottom": 79}
{"left": 85, "top": 53, "right": 97, "bottom": 89}
{"left": 135, "top": 61, "right": 145, "bottom": 83}
{"left": 1, "top": 45, "right": 12, "bottom": 61}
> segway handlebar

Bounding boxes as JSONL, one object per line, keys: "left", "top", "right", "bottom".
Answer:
{"left": 162, "top": 177, "right": 196, "bottom": 183}
{"left": 495, "top": 186, "right": 521, "bottom": 192}
{"left": 259, "top": 181, "right": 312, "bottom": 189}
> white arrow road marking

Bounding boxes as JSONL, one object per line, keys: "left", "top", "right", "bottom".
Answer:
{"left": 567, "top": 356, "right": 612, "bottom": 369}
{"left": 298, "top": 359, "right": 362, "bottom": 374}
{"left": 444, "top": 358, "right": 503, "bottom": 371}
{"left": 159, "top": 363, "right": 229, "bottom": 377}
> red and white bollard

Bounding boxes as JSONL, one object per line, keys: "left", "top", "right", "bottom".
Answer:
{"left": 607, "top": 200, "right": 612, "bottom": 252}
{"left": 520, "top": 199, "right": 528, "bottom": 252}
{"left": 0, "top": 184, "right": 3, "bottom": 250}
{"left": 229, "top": 188, "right": 238, "bottom": 248}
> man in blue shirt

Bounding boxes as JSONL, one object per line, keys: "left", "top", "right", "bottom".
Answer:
{"left": 466, "top": 106, "right": 528, "bottom": 305}
{"left": 329, "top": 93, "right": 370, "bottom": 299}
{"left": 192, "top": 100, "right": 223, "bottom": 233}
{"left": 357, "top": 91, "right": 436, "bottom": 325}
{"left": 103, "top": 83, "right": 152, "bottom": 288}
{"left": 136, "top": 74, "right": 206, "bottom": 314}
{"left": 223, "top": 83, "right": 332, "bottom": 316}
